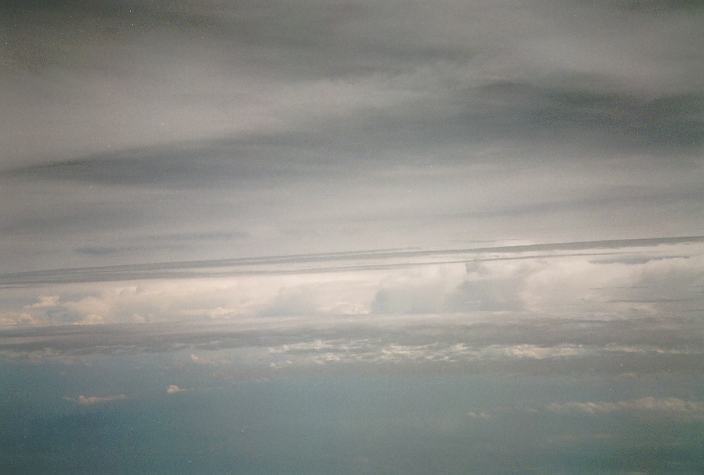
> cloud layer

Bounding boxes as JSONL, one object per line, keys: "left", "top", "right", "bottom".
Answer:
{"left": 547, "top": 397, "right": 704, "bottom": 419}
{"left": 2, "top": 3, "right": 704, "bottom": 472}
{"left": 1, "top": 238, "right": 702, "bottom": 327}
{"left": 1, "top": 0, "right": 703, "bottom": 276}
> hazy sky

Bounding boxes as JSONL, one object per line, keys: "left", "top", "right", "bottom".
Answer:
{"left": 1, "top": 0, "right": 703, "bottom": 320}
{"left": 2, "top": 0, "right": 704, "bottom": 271}
{"left": 1, "top": 1, "right": 704, "bottom": 473}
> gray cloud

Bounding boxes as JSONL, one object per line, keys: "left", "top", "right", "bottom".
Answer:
{"left": 2, "top": 3, "right": 704, "bottom": 471}
{"left": 0, "top": 235, "right": 701, "bottom": 287}
{"left": 2, "top": 0, "right": 704, "bottom": 331}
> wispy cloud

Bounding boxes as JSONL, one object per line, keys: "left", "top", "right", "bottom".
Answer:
{"left": 65, "top": 394, "right": 128, "bottom": 406}
{"left": 547, "top": 397, "right": 704, "bottom": 419}
{"left": 1, "top": 235, "right": 701, "bottom": 287}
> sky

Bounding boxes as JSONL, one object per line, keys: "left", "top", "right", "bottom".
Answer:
{"left": 1, "top": 0, "right": 704, "bottom": 473}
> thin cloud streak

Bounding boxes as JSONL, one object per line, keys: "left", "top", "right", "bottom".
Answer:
{"left": 0, "top": 235, "right": 701, "bottom": 287}
{"left": 64, "top": 394, "right": 128, "bottom": 406}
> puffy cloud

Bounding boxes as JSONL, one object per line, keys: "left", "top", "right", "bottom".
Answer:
{"left": 0, "top": 311, "right": 44, "bottom": 327}
{"left": 0, "top": 237, "right": 702, "bottom": 327}
{"left": 370, "top": 265, "right": 465, "bottom": 314}
{"left": 257, "top": 287, "right": 320, "bottom": 317}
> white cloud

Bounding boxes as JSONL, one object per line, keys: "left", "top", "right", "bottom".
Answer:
{"left": 491, "top": 344, "right": 588, "bottom": 360}
{"left": 547, "top": 397, "right": 704, "bottom": 419}
{"left": 166, "top": 384, "right": 187, "bottom": 395}
{"left": 66, "top": 394, "right": 128, "bottom": 406}
{"left": 0, "top": 311, "right": 45, "bottom": 327}
{"left": 370, "top": 265, "right": 465, "bottom": 314}
{"left": 265, "top": 339, "right": 594, "bottom": 367}
{"left": 1, "top": 241, "right": 702, "bottom": 327}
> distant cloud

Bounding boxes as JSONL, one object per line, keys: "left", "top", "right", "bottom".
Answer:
{"left": 465, "top": 411, "right": 491, "bottom": 420}
{"left": 190, "top": 353, "right": 209, "bottom": 365}
{"left": 1, "top": 236, "right": 702, "bottom": 328}
{"left": 2, "top": 308, "right": 703, "bottom": 380}
{"left": 547, "top": 397, "right": 704, "bottom": 419}
{"left": 65, "top": 394, "right": 128, "bottom": 406}
{"left": 166, "top": 384, "right": 187, "bottom": 395}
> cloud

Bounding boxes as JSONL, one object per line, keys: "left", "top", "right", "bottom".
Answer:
{"left": 2, "top": 309, "right": 703, "bottom": 379}
{"left": 370, "top": 265, "right": 464, "bottom": 314}
{"left": 256, "top": 287, "right": 320, "bottom": 317}
{"left": 547, "top": 397, "right": 704, "bottom": 419}
{"left": 0, "top": 218, "right": 702, "bottom": 381}
{"left": 66, "top": 394, "right": 128, "bottom": 406}
{"left": 166, "top": 384, "right": 187, "bottom": 395}
{"left": 1, "top": 0, "right": 704, "bottom": 281}
{"left": 465, "top": 411, "right": 491, "bottom": 420}
{"left": 1, "top": 4, "right": 703, "bottom": 470}
{"left": 190, "top": 353, "right": 212, "bottom": 365}
{"left": 445, "top": 275, "right": 526, "bottom": 312}
{"left": 0, "top": 235, "right": 699, "bottom": 330}
{"left": 1, "top": 235, "right": 702, "bottom": 288}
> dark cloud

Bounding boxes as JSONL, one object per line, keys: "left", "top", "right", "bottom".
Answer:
{"left": 6, "top": 80, "right": 703, "bottom": 190}
{"left": 476, "top": 84, "right": 704, "bottom": 155}
{"left": 2, "top": 136, "right": 322, "bottom": 188}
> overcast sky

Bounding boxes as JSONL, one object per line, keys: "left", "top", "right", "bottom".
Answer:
{"left": 1, "top": 0, "right": 703, "bottom": 321}
{"left": 2, "top": 0, "right": 704, "bottom": 273}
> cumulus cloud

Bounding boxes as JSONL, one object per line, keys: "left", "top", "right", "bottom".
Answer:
{"left": 4, "top": 237, "right": 701, "bottom": 327}
{"left": 370, "top": 265, "right": 465, "bottom": 314}
{"left": 0, "top": 311, "right": 44, "bottom": 327}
